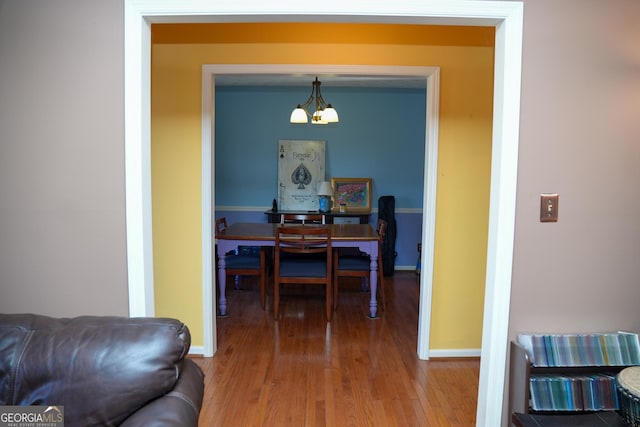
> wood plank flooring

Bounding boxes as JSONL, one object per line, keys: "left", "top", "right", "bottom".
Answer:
{"left": 192, "top": 271, "right": 479, "bottom": 426}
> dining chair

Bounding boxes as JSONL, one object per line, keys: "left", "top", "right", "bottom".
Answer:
{"left": 215, "top": 217, "right": 267, "bottom": 309}
{"left": 280, "top": 213, "right": 325, "bottom": 224}
{"left": 273, "top": 225, "right": 332, "bottom": 321}
{"left": 332, "top": 218, "right": 387, "bottom": 312}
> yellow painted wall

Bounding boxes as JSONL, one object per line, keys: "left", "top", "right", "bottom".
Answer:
{"left": 151, "top": 23, "right": 494, "bottom": 350}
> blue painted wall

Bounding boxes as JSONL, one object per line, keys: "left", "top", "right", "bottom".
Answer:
{"left": 215, "top": 85, "right": 426, "bottom": 269}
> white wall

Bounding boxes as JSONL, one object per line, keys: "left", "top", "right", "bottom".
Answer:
{"left": 510, "top": 0, "right": 640, "bottom": 344}
{"left": 0, "top": 0, "right": 129, "bottom": 316}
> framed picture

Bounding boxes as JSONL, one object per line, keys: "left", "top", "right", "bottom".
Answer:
{"left": 278, "top": 140, "right": 326, "bottom": 211}
{"left": 331, "top": 178, "right": 372, "bottom": 212}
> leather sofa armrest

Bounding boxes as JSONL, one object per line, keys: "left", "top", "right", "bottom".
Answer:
{"left": 120, "top": 358, "right": 205, "bottom": 427}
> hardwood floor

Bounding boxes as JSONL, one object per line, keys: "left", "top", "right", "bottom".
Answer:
{"left": 192, "top": 271, "right": 479, "bottom": 426}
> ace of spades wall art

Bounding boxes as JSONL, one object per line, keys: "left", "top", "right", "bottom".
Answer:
{"left": 278, "top": 140, "right": 326, "bottom": 211}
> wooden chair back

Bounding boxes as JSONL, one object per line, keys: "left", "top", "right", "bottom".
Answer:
{"left": 215, "top": 217, "right": 228, "bottom": 234}
{"left": 273, "top": 226, "right": 332, "bottom": 320}
{"left": 376, "top": 217, "right": 387, "bottom": 263}
{"left": 214, "top": 217, "right": 268, "bottom": 310}
{"left": 332, "top": 218, "right": 387, "bottom": 313}
{"left": 276, "top": 226, "right": 331, "bottom": 256}
{"left": 280, "top": 213, "right": 325, "bottom": 224}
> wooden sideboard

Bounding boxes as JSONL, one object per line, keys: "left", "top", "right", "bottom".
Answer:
{"left": 264, "top": 210, "right": 370, "bottom": 224}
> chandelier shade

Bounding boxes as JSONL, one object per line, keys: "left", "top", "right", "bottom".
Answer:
{"left": 290, "top": 77, "right": 339, "bottom": 124}
{"left": 289, "top": 107, "right": 308, "bottom": 123}
{"left": 320, "top": 106, "right": 339, "bottom": 122}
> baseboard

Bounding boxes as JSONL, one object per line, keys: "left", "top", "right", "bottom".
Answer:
{"left": 428, "top": 348, "right": 481, "bottom": 358}
{"left": 189, "top": 345, "right": 205, "bottom": 356}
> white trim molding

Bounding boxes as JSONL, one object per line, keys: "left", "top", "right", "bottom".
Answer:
{"left": 124, "top": 1, "right": 154, "bottom": 317}
{"left": 429, "top": 348, "right": 482, "bottom": 358}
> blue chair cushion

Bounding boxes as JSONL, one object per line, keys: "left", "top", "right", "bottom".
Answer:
{"left": 225, "top": 254, "right": 262, "bottom": 269}
{"left": 237, "top": 246, "right": 260, "bottom": 256}
{"left": 337, "top": 256, "right": 371, "bottom": 271}
{"left": 280, "top": 259, "right": 328, "bottom": 277}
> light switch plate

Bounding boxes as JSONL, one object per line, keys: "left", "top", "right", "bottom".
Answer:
{"left": 540, "top": 193, "right": 559, "bottom": 222}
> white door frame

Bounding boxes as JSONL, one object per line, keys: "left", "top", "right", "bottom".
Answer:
{"left": 202, "top": 64, "right": 439, "bottom": 360}
{"left": 123, "top": 2, "right": 523, "bottom": 425}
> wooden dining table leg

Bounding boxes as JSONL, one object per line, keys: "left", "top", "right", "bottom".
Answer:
{"left": 217, "top": 255, "right": 228, "bottom": 316}
{"left": 368, "top": 254, "right": 379, "bottom": 318}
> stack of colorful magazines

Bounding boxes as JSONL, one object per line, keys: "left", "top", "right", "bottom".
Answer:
{"left": 517, "top": 332, "right": 640, "bottom": 412}
{"left": 529, "top": 372, "right": 619, "bottom": 411}
{"left": 517, "top": 332, "right": 640, "bottom": 367}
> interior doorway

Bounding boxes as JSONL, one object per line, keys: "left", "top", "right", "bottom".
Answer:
{"left": 123, "top": 2, "right": 523, "bottom": 424}
{"left": 202, "top": 64, "right": 439, "bottom": 359}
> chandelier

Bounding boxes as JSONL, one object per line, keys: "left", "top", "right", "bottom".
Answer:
{"left": 290, "top": 77, "right": 339, "bottom": 125}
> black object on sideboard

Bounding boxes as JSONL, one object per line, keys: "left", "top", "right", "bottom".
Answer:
{"left": 378, "top": 195, "right": 397, "bottom": 276}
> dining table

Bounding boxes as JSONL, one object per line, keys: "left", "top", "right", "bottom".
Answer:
{"left": 215, "top": 222, "right": 381, "bottom": 318}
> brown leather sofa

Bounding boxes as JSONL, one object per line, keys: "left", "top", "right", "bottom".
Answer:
{"left": 0, "top": 314, "right": 204, "bottom": 426}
